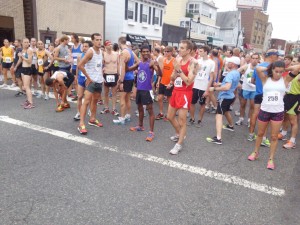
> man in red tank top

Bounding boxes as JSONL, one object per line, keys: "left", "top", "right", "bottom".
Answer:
{"left": 167, "top": 40, "right": 199, "bottom": 155}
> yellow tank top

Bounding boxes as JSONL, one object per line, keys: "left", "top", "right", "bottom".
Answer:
{"left": 37, "top": 50, "right": 46, "bottom": 73}
{"left": 2, "top": 47, "right": 13, "bottom": 63}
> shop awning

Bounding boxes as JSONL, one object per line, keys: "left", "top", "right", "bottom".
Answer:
{"left": 207, "top": 37, "right": 224, "bottom": 48}
{"left": 126, "top": 34, "right": 149, "bottom": 46}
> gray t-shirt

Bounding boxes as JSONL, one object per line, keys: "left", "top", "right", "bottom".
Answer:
{"left": 58, "top": 45, "right": 70, "bottom": 68}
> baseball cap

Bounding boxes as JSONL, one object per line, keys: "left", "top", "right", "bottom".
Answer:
{"left": 265, "top": 49, "right": 279, "bottom": 57}
{"left": 104, "top": 40, "right": 112, "bottom": 46}
{"left": 226, "top": 56, "right": 240, "bottom": 65}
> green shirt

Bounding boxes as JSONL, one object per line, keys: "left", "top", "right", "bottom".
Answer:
{"left": 288, "top": 74, "right": 300, "bottom": 95}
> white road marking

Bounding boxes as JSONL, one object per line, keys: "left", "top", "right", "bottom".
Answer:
{"left": 0, "top": 116, "right": 285, "bottom": 197}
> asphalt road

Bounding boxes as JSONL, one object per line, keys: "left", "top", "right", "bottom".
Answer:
{"left": 0, "top": 87, "right": 299, "bottom": 225}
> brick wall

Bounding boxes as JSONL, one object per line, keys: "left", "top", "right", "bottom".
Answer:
{"left": 0, "top": 0, "right": 26, "bottom": 39}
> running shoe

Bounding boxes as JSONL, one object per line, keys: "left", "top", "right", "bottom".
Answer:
{"left": 234, "top": 110, "right": 240, "bottom": 116}
{"left": 267, "top": 159, "right": 275, "bottom": 170}
{"left": 73, "top": 112, "right": 80, "bottom": 121}
{"left": 71, "top": 96, "right": 78, "bottom": 101}
{"left": 169, "top": 143, "right": 182, "bottom": 155}
{"left": 146, "top": 131, "right": 155, "bottom": 142}
{"left": 15, "top": 91, "right": 24, "bottom": 97}
{"left": 56, "top": 104, "right": 64, "bottom": 112}
{"left": 130, "top": 126, "right": 145, "bottom": 131}
{"left": 24, "top": 103, "right": 35, "bottom": 109}
{"left": 170, "top": 135, "right": 179, "bottom": 142}
{"left": 63, "top": 103, "right": 71, "bottom": 109}
{"left": 111, "top": 109, "right": 119, "bottom": 116}
{"left": 0, "top": 83, "right": 8, "bottom": 88}
{"left": 78, "top": 125, "right": 88, "bottom": 135}
{"left": 10, "top": 83, "right": 16, "bottom": 88}
{"left": 68, "top": 93, "right": 76, "bottom": 98}
{"left": 195, "top": 120, "right": 202, "bottom": 128}
{"left": 206, "top": 136, "right": 222, "bottom": 145}
{"left": 100, "top": 107, "right": 110, "bottom": 114}
{"left": 283, "top": 141, "right": 296, "bottom": 149}
{"left": 278, "top": 133, "right": 288, "bottom": 141}
{"left": 210, "top": 108, "right": 217, "bottom": 114}
{"left": 32, "top": 90, "right": 38, "bottom": 96}
{"left": 113, "top": 117, "right": 125, "bottom": 125}
{"left": 125, "top": 114, "right": 131, "bottom": 122}
{"left": 36, "top": 93, "right": 44, "bottom": 98}
{"left": 223, "top": 124, "right": 234, "bottom": 132}
{"left": 247, "top": 133, "right": 257, "bottom": 142}
{"left": 155, "top": 113, "right": 164, "bottom": 120}
{"left": 21, "top": 100, "right": 29, "bottom": 106}
{"left": 235, "top": 118, "right": 244, "bottom": 126}
{"left": 248, "top": 152, "right": 259, "bottom": 161}
{"left": 44, "top": 94, "right": 49, "bottom": 100}
{"left": 163, "top": 116, "right": 169, "bottom": 122}
{"left": 187, "top": 118, "right": 195, "bottom": 126}
{"left": 261, "top": 138, "right": 270, "bottom": 147}
{"left": 88, "top": 119, "right": 103, "bottom": 127}
{"left": 97, "top": 100, "right": 104, "bottom": 105}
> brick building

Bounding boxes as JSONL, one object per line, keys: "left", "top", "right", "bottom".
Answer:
{"left": 0, "top": 0, "right": 105, "bottom": 46}
{"left": 270, "top": 38, "right": 287, "bottom": 53}
{"left": 241, "top": 9, "right": 269, "bottom": 53}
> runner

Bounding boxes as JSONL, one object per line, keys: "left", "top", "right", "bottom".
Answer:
{"left": 13, "top": 39, "right": 24, "bottom": 96}
{"left": 278, "top": 64, "right": 300, "bottom": 149}
{"left": 45, "top": 70, "right": 74, "bottom": 112}
{"left": 77, "top": 33, "right": 104, "bottom": 134}
{"left": 129, "top": 45, "right": 161, "bottom": 141}
{"left": 189, "top": 45, "right": 215, "bottom": 127}
{"left": 36, "top": 40, "right": 52, "bottom": 99}
{"left": 73, "top": 40, "right": 93, "bottom": 121}
{"left": 54, "top": 35, "right": 72, "bottom": 71}
{"left": 235, "top": 53, "right": 259, "bottom": 126}
{"left": 29, "top": 38, "right": 39, "bottom": 95}
{"left": 248, "top": 49, "right": 279, "bottom": 146}
{"left": 167, "top": 40, "right": 198, "bottom": 155}
{"left": 0, "top": 39, "right": 14, "bottom": 88}
{"left": 247, "top": 61, "right": 295, "bottom": 170}
{"left": 113, "top": 36, "right": 139, "bottom": 125}
{"left": 101, "top": 40, "right": 120, "bottom": 116}
{"left": 70, "top": 33, "right": 82, "bottom": 101}
{"left": 156, "top": 46, "right": 175, "bottom": 121}
{"left": 17, "top": 38, "right": 34, "bottom": 109}
{"left": 206, "top": 56, "right": 241, "bottom": 144}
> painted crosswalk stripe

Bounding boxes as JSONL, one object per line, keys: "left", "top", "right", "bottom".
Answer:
{"left": 0, "top": 115, "right": 285, "bottom": 197}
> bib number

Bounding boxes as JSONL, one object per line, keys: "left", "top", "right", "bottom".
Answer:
{"left": 174, "top": 77, "right": 183, "bottom": 87}
{"left": 5, "top": 57, "right": 11, "bottom": 63}
{"left": 73, "top": 58, "right": 77, "bottom": 66}
{"left": 95, "top": 60, "right": 102, "bottom": 71}
{"left": 197, "top": 70, "right": 206, "bottom": 80}
{"left": 266, "top": 91, "right": 280, "bottom": 105}
{"left": 38, "top": 59, "right": 44, "bottom": 66}
{"left": 106, "top": 75, "right": 115, "bottom": 83}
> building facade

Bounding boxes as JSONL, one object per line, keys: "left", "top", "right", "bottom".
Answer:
{"left": 241, "top": 9, "right": 269, "bottom": 53}
{"left": 216, "top": 11, "right": 242, "bottom": 48}
{"left": 0, "top": 0, "right": 105, "bottom": 46}
{"left": 103, "top": 0, "right": 166, "bottom": 46}
{"left": 262, "top": 22, "right": 272, "bottom": 52}
{"left": 164, "top": 0, "right": 221, "bottom": 45}
{"left": 270, "top": 38, "right": 287, "bottom": 55}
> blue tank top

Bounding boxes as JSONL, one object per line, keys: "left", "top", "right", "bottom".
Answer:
{"left": 137, "top": 60, "right": 153, "bottom": 91}
{"left": 78, "top": 52, "right": 85, "bottom": 78}
{"left": 72, "top": 44, "right": 82, "bottom": 70}
{"left": 125, "top": 48, "right": 134, "bottom": 80}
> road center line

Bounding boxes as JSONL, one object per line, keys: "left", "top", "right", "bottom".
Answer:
{"left": 0, "top": 115, "right": 285, "bottom": 197}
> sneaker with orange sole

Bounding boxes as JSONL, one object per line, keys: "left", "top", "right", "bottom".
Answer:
{"left": 78, "top": 125, "right": 88, "bottom": 135}
{"left": 56, "top": 104, "right": 64, "bottom": 112}
{"left": 278, "top": 133, "right": 287, "bottom": 141}
{"left": 283, "top": 141, "right": 296, "bottom": 149}
{"left": 146, "top": 131, "right": 155, "bottom": 142}
{"left": 88, "top": 119, "right": 103, "bottom": 127}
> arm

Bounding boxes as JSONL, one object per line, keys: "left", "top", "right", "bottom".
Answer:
{"left": 53, "top": 46, "right": 67, "bottom": 62}
{"left": 211, "top": 82, "right": 232, "bottom": 92}
{"left": 284, "top": 64, "right": 300, "bottom": 86}
{"left": 76, "top": 55, "right": 82, "bottom": 77}
{"left": 52, "top": 83, "right": 60, "bottom": 106}
{"left": 56, "top": 77, "right": 68, "bottom": 104}
{"left": 126, "top": 52, "right": 140, "bottom": 71}
{"left": 238, "top": 64, "right": 248, "bottom": 74}
{"left": 118, "top": 50, "right": 130, "bottom": 83}
{"left": 256, "top": 66, "right": 268, "bottom": 84}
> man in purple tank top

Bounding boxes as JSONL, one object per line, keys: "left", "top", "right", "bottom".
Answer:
{"left": 128, "top": 45, "right": 161, "bottom": 142}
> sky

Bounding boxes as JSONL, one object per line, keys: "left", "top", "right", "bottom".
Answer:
{"left": 213, "top": 0, "right": 299, "bottom": 42}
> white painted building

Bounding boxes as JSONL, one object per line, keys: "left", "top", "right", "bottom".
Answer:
{"left": 103, "top": 0, "right": 166, "bottom": 46}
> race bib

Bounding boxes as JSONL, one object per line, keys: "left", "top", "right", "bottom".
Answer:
{"left": 196, "top": 70, "right": 206, "bottom": 80}
{"left": 266, "top": 91, "right": 280, "bottom": 105}
{"left": 73, "top": 58, "right": 77, "bottom": 66}
{"left": 95, "top": 60, "right": 102, "bottom": 71}
{"left": 106, "top": 75, "right": 115, "bottom": 83}
{"left": 5, "top": 57, "right": 11, "bottom": 63}
{"left": 38, "top": 59, "right": 44, "bottom": 66}
{"left": 174, "top": 77, "right": 183, "bottom": 87}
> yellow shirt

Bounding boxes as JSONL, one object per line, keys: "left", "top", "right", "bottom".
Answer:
{"left": 37, "top": 50, "right": 46, "bottom": 73}
{"left": 1, "top": 46, "right": 13, "bottom": 63}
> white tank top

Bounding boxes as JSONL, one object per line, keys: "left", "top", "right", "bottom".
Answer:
{"left": 261, "top": 77, "right": 286, "bottom": 113}
{"left": 85, "top": 47, "right": 103, "bottom": 83}
{"left": 51, "top": 71, "right": 67, "bottom": 79}
{"left": 242, "top": 64, "right": 256, "bottom": 91}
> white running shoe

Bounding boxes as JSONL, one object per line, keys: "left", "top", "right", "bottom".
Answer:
{"left": 235, "top": 118, "right": 244, "bottom": 126}
{"left": 113, "top": 117, "right": 125, "bottom": 125}
{"left": 10, "top": 83, "right": 16, "bottom": 88}
{"left": 0, "top": 83, "right": 8, "bottom": 88}
{"left": 44, "top": 94, "right": 49, "bottom": 100}
{"left": 74, "top": 112, "right": 80, "bottom": 121}
{"left": 169, "top": 143, "right": 182, "bottom": 155}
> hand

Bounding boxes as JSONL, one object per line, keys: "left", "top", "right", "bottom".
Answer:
{"left": 14, "top": 67, "right": 17, "bottom": 72}
{"left": 156, "top": 82, "right": 160, "bottom": 88}
{"left": 213, "top": 82, "right": 219, "bottom": 88}
{"left": 203, "top": 91, "right": 209, "bottom": 97}
{"left": 119, "top": 83, "right": 124, "bottom": 91}
{"left": 166, "top": 83, "right": 173, "bottom": 89}
{"left": 209, "top": 87, "right": 215, "bottom": 92}
{"left": 85, "top": 78, "right": 92, "bottom": 87}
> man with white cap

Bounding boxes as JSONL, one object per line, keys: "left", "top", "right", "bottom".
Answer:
{"left": 206, "top": 56, "right": 241, "bottom": 144}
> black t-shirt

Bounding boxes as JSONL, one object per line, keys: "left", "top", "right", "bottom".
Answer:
{"left": 14, "top": 48, "right": 23, "bottom": 66}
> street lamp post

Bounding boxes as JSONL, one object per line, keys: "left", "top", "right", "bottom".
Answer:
{"left": 188, "top": 17, "right": 200, "bottom": 40}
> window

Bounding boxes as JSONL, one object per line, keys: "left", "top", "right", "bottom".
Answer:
{"left": 180, "top": 20, "right": 190, "bottom": 28}
{"left": 255, "top": 22, "right": 258, "bottom": 30}
{"left": 253, "top": 35, "right": 256, "bottom": 44}
{"left": 188, "top": 4, "right": 199, "bottom": 13}
{"left": 154, "top": 8, "right": 160, "bottom": 25}
{"left": 127, "top": 1, "right": 135, "bottom": 20}
{"left": 257, "top": 36, "right": 260, "bottom": 44}
{"left": 142, "top": 5, "right": 148, "bottom": 23}
{"left": 201, "top": 4, "right": 209, "bottom": 17}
